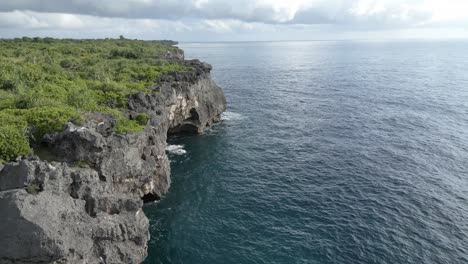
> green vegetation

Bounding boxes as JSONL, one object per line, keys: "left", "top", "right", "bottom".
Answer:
{"left": 25, "top": 183, "right": 41, "bottom": 194}
{"left": 0, "top": 125, "right": 31, "bottom": 162}
{"left": 0, "top": 37, "right": 189, "bottom": 161}
{"left": 114, "top": 118, "right": 145, "bottom": 134}
{"left": 74, "top": 160, "right": 89, "bottom": 168}
{"left": 135, "top": 113, "right": 149, "bottom": 126}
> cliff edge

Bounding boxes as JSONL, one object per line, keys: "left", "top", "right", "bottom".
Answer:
{"left": 0, "top": 43, "right": 226, "bottom": 263}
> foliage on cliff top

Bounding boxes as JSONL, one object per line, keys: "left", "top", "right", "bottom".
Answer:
{"left": 0, "top": 37, "right": 188, "bottom": 161}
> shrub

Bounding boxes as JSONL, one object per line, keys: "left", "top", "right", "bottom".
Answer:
{"left": 115, "top": 118, "right": 144, "bottom": 134}
{"left": 110, "top": 49, "right": 139, "bottom": 59}
{"left": 60, "top": 58, "right": 80, "bottom": 70}
{"left": 14, "top": 89, "right": 44, "bottom": 109}
{"left": 0, "top": 125, "right": 31, "bottom": 161}
{"left": 135, "top": 113, "right": 149, "bottom": 126}
{"left": 67, "top": 86, "right": 97, "bottom": 109}
{"left": 23, "top": 107, "right": 81, "bottom": 140}
{"left": 85, "top": 105, "right": 121, "bottom": 117}
{"left": 25, "top": 183, "right": 41, "bottom": 194}
{"left": 0, "top": 62, "right": 19, "bottom": 91}
{"left": 13, "top": 81, "right": 69, "bottom": 109}
{"left": 0, "top": 111, "right": 28, "bottom": 128}
{"left": 36, "top": 83, "right": 68, "bottom": 102}
{"left": 0, "top": 79, "right": 16, "bottom": 91}
{"left": 0, "top": 91, "right": 16, "bottom": 110}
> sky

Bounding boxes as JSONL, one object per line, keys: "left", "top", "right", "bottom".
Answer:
{"left": 0, "top": 0, "right": 467, "bottom": 41}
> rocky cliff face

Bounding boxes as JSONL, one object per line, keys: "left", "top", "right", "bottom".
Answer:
{"left": 0, "top": 50, "right": 226, "bottom": 263}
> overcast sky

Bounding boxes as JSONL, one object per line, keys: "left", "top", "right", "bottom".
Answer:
{"left": 0, "top": 0, "right": 467, "bottom": 41}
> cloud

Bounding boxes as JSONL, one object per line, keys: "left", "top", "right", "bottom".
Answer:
{"left": 0, "top": 0, "right": 466, "bottom": 41}
{"left": 0, "top": 0, "right": 466, "bottom": 26}
{"left": 0, "top": 10, "right": 87, "bottom": 29}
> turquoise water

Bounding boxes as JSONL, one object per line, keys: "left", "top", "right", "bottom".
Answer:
{"left": 144, "top": 41, "right": 468, "bottom": 264}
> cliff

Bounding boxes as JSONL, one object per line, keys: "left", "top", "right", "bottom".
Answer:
{"left": 0, "top": 47, "right": 226, "bottom": 263}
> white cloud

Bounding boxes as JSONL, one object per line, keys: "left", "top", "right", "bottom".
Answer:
{"left": 1, "top": 0, "right": 467, "bottom": 26}
{"left": 0, "top": 10, "right": 48, "bottom": 28}
{"left": 203, "top": 20, "right": 234, "bottom": 33}
{"left": 0, "top": 0, "right": 466, "bottom": 40}
{"left": 423, "top": 0, "right": 468, "bottom": 25}
{"left": 0, "top": 10, "right": 86, "bottom": 29}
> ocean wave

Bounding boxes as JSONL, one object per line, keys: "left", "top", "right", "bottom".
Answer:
{"left": 166, "top": 144, "right": 187, "bottom": 155}
{"left": 221, "top": 111, "right": 246, "bottom": 121}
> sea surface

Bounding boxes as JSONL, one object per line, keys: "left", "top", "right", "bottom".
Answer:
{"left": 144, "top": 40, "right": 468, "bottom": 264}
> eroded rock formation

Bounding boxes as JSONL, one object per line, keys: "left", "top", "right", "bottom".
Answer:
{"left": 0, "top": 50, "right": 226, "bottom": 263}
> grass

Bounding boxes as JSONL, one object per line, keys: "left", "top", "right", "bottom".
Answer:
{"left": 0, "top": 37, "right": 189, "bottom": 161}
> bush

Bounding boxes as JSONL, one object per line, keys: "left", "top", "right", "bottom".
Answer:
{"left": 0, "top": 91, "right": 16, "bottom": 110}
{"left": 0, "top": 63, "right": 19, "bottom": 91}
{"left": 115, "top": 118, "right": 145, "bottom": 134}
{"left": 85, "top": 105, "right": 121, "bottom": 117}
{"left": 0, "top": 111, "right": 28, "bottom": 128}
{"left": 14, "top": 89, "right": 44, "bottom": 109}
{"left": 0, "top": 79, "right": 16, "bottom": 91}
{"left": 135, "top": 113, "right": 149, "bottom": 126}
{"left": 25, "top": 183, "right": 41, "bottom": 194}
{"left": 67, "top": 86, "right": 97, "bottom": 109}
{"left": 90, "top": 81, "right": 129, "bottom": 107}
{"left": 110, "top": 49, "right": 139, "bottom": 59}
{"left": 0, "top": 125, "right": 31, "bottom": 161}
{"left": 23, "top": 106, "right": 81, "bottom": 140}
{"left": 36, "top": 83, "right": 68, "bottom": 102}
{"left": 60, "top": 58, "right": 81, "bottom": 70}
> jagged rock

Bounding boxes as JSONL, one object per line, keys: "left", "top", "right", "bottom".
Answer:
{"left": 0, "top": 54, "right": 226, "bottom": 263}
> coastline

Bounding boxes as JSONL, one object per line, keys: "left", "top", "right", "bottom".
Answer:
{"left": 0, "top": 41, "right": 226, "bottom": 263}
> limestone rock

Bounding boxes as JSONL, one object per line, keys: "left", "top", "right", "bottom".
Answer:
{"left": 0, "top": 54, "right": 226, "bottom": 263}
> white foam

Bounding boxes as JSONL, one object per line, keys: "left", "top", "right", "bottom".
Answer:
{"left": 221, "top": 111, "right": 245, "bottom": 121}
{"left": 166, "top": 144, "right": 187, "bottom": 155}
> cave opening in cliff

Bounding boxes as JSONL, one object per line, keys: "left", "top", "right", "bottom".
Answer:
{"left": 142, "top": 192, "right": 160, "bottom": 203}
{"left": 188, "top": 108, "right": 200, "bottom": 121}
{"left": 168, "top": 123, "right": 199, "bottom": 135}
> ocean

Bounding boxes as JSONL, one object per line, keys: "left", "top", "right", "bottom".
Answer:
{"left": 144, "top": 40, "right": 468, "bottom": 264}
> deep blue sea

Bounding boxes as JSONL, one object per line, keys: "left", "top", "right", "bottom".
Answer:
{"left": 144, "top": 40, "right": 468, "bottom": 264}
